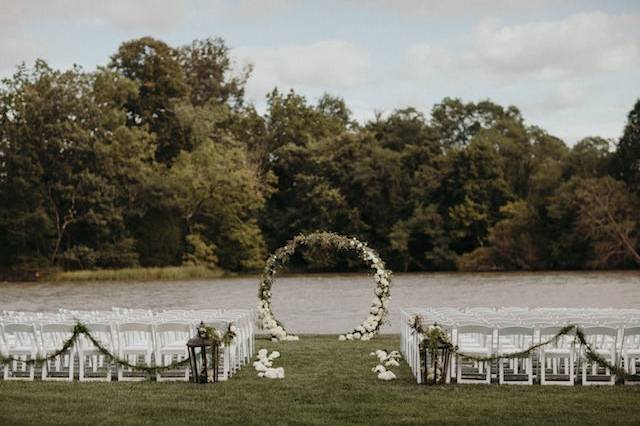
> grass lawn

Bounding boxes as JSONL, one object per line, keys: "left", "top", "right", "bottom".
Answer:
{"left": 1, "top": 335, "right": 639, "bottom": 425}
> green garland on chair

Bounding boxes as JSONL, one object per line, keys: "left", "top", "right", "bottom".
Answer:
{"left": 0, "top": 321, "right": 235, "bottom": 377}
{"left": 409, "top": 315, "right": 629, "bottom": 379}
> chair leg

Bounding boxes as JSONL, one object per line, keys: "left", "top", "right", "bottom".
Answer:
{"left": 68, "top": 352, "right": 74, "bottom": 382}
{"left": 117, "top": 354, "right": 123, "bottom": 381}
{"left": 569, "top": 352, "right": 575, "bottom": 386}
{"left": 79, "top": 353, "right": 85, "bottom": 381}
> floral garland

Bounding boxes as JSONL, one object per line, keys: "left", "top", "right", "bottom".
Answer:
{"left": 197, "top": 321, "right": 237, "bottom": 347}
{"left": 408, "top": 315, "right": 629, "bottom": 381}
{"left": 257, "top": 232, "right": 392, "bottom": 341}
{"left": 0, "top": 321, "right": 235, "bottom": 377}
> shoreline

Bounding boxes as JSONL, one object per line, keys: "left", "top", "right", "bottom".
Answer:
{"left": 1, "top": 267, "right": 637, "bottom": 285}
{"left": 49, "top": 265, "right": 229, "bottom": 283}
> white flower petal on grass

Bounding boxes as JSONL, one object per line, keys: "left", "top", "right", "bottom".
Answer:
{"left": 268, "top": 351, "right": 281, "bottom": 360}
{"left": 264, "top": 369, "right": 279, "bottom": 379}
{"left": 375, "top": 350, "right": 387, "bottom": 359}
{"left": 385, "top": 359, "right": 400, "bottom": 367}
{"left": 339, "top": 335, "right": 347, "bottom": 341}
{"left": 258, "top": 372, "right": 265, "bottom": 378}
{"left": 258, "top": 349, "right": 268, "bottom": 358}
{"left": 372, "top": 364, "right": 386, "bottom": 373}
{"left": 377, "top": 370, "right": 397, "bottom": 381}
{"left": 254, "top": 362, "right": 267, "bottom": 372}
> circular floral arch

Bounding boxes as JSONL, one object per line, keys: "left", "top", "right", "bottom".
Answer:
{"left": 257, "top": 232, "right": 392, "bottom": 341}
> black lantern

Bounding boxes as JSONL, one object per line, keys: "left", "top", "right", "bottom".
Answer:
{"left": 422, "top": 339, "right": 452, "bottom": 385}
{"left": 187, "top": 322, "right": 220, "bottom": 384}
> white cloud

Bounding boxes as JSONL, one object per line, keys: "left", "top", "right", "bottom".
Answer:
{"left": 470, "top": 13, "right": 640, "bottom": 78}
{"left": 405, "top": 12, "right": 640, "bottom": 82}
{"left": 523, "top": 82, "right": 591, "bottom": 115}
{"left": 404, "top": 43, "right": 452, "bottom": 79}
{"left": 358, "top": 0, "right": 570, "bottom": 19}
{"left": 234, "top": 40, "right": 371, "bottom": 101}
{"left": 200, "top": 0, "right": 293, "bottom": 20}
{"left": 0, "top": 0, "right": 186, "bottom": 34}
{"left": 0, "top": 37, "right": 47, "bottom": 73}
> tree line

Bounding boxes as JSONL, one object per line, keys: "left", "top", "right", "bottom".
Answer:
{"left": 1, "top": 37, "right": 638, "bottom": 278}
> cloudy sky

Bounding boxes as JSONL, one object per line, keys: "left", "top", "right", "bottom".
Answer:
{"left": 2, "top": 0, "right": 639, "bottom": 143}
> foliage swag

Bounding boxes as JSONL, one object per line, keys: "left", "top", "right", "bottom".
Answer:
{"left": 0, "top": 321, "right": 235, "bottom": 378}
{"left": 409, "top": 315, "right": 630, "bottom": 383}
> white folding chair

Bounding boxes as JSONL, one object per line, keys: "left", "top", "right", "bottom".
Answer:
{"left": 78, "top": 323, "right": 116, "bottom": 381}
{"left": 622, "top": 326, "right": 640, "bottom": 384}
{"left": 456, "top": 325, "right": 493, "bottom": 384}
{"left": 497, "top": 326, "right": 534, "bottom": 385}
{"left": 154, "top": 322, "right": 191, "bottom": 382}
{"left": 539, "top": 326, "right": 575, "bottom": 386}
{"left": 40, "top": 323, "right": 76, "bottom": 381}
{"left": 116, "top": 322, "right": 154, "bottom": 381}
{"left": 2, "top": 323, "right": 38, "bottom": 381}
{"left": 581, "top": 326, "right": 618, "bottom": 386}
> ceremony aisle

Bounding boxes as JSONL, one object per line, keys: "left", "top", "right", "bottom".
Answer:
{"left": 1, "top": 335, "right": 640, "bottom": 425}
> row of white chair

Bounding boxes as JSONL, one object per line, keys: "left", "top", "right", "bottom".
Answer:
{"left": 0, "top": 308, "right": 255, "bottom": 382}
{"left": 401, "top": 307, "right": 640, "bottom": 385}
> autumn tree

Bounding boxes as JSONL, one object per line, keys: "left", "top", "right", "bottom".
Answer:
{"left": 572, "top": 177, "right": 640, "bottom": 267}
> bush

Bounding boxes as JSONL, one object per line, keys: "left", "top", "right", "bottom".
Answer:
{"left": 96, "top": 238, "right": 140, "bottom": 268}
{"left": 59, "top": 245, "right": 97, "bottom": 270}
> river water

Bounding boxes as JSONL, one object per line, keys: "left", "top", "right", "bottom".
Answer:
{"left": 1, "top": 271, "right": 639, "bottom": 333}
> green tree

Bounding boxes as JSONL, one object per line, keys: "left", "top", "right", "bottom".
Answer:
{"left": 610, "top": 99, "right": 640, "bottom": 193}
{"left": 430, "top": 98, "right": 524, "bottom": 148}
{"left": 565, "top": 137, "right": 611, "bottom": 179}
{"left": 460, "top": 201, "right": 544, "bottom": 271}
{"left": 177, "top": 38, "right": 250, "bottom": 107}
{"left": 440, "top": 139, "right": 513, "bottom": 255}
{"left": 0, "top": 62, "right": 152, "bottom": 270}
{"left": 170, "top": 140, "right": 267, "bottom": 270}
{"left": 110, "top": 37, "right": 190, "bottom": 164}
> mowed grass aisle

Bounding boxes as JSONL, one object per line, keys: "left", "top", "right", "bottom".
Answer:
{"left": 1, "top": 335, "right": 639, "bottom": 425}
